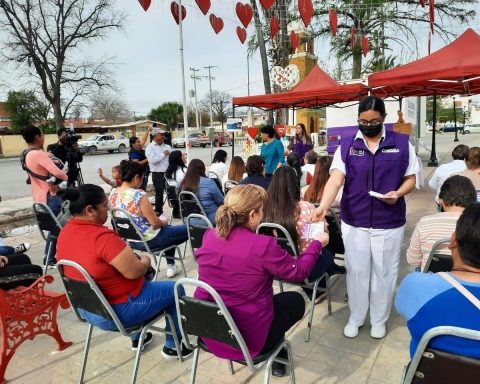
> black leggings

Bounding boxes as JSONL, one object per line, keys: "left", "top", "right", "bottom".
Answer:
{"left": 0, "top": 254, "right": 42, "bottom": 290}
{"left": 260, "top": 291, "right": 305, "bottom": 355}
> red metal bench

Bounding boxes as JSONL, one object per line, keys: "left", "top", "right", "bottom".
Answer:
{"left": 0, "top": 275, "right": 72, "bottom": 383}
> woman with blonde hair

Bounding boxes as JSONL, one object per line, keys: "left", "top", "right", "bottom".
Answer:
{"left": 226, "top": 156, "right": 246, "bottom": 183}
{"left": 194, "top": 184, "right": 328, "bottom": 377}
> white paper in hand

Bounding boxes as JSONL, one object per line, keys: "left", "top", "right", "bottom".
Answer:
{"left": 301, "top": 222, "right": 325, "bottom": 240}
{"left": 369, "top": 190, "right": 386, "bottom": 199}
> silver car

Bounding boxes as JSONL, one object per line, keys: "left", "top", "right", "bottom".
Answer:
{"left": 463, "top": 123, "right": 480, "bottom": 134}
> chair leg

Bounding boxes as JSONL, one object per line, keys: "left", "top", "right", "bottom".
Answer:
{"left": 42, "top": 239, "right": 53, "bottom": 275}
{"left": 305, "top": 280, "right": 320, "bottom": 342}
{"left": 130, "top": 329, "right": 148, "bottom": 384}
{"left": 165, "top": 313, "right": 183, "bottom": 363}
{"left": 325, "top": 275, "right": 332, "bottom": 316}
{"left": 79, "top": 325, "right": 93, "bottom": 384}
{"left": 153, "top": 254, "right": 162, "bottom": 281}
{"left": 285, "top": 341, "right": 296, "bottom": 384}
{"left": 189, "top": 348, "right": 200, "bottom": 384}
{"left": 263, "top": 355, "right": 274, "bottom": 384}
{"left": 177, "top": 246, "right": 187, "bottom": 277}
{"left": 228, "top": 360, "right": 235, "bottom": 375}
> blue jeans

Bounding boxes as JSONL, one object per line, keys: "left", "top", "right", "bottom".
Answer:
{"left": 78, "top": 281, "right": 184, "bottom": 348}
{"left": 44, "top": 194, "right": 63, "bottom": 263}
{"left": 130, "top": 224, "right": 188, "bottom": 266}
{"left": 0, "top": 245, "right": 15, "bottom": 256}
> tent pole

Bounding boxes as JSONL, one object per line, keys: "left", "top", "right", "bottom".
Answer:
{"left": 428, "top": 93, "right": 438, "bottom": 167}
{"left": 453, "top": 96, "right": 459, "bottom": 142}
{"left": 232, "top": 105, "right": 235, "bottom": 159}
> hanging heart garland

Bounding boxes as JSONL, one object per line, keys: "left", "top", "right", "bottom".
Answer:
{"left": 209, "top": 14, "right": 224, "bottom": 34}
{"left": 298, "top": 0, "right": 314, "bottom": 28}
{"left": 170, "top": 2, "right": 186, "bottom": 25}
{"left": 290, "top": 31, "right": 300, "bottom": 51}
{"left": 236, "top": 2, "right": 253, "bottom": 28}
{"left": 351, "top": 26, "right": 356, "bottom": 50}
{"left": 259, "top": 0, "right": 276, "bottom": 10}
{"left": 328, "top": 9, "right": 338, "bottom": 36}
{"left": 138, "top": 0, "right": 151, "bottom": 12}
{"left": 428, "top": 31, "right": 431, "bottom": 54}
{"left": 419, "top": 0, "right": 425, "bottom": 7}
{"left": 361, "top": 36, "right": 369, "bottom": 56}
{"left": 236, "top": 26, "right": 247, "bottom": 44}
{"left": 195, "top": 0, "right": 211, "bottom": 15}
{"left": 247, "top": 127, "right": 259, "bottom": 140}
{"left": 270, "top": 15, "right": 280, "bottom": 39}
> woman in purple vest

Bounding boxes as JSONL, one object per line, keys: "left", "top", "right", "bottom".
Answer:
{"left": 315, "top": 96, "right": 419, "bottom": 339}
{"left": 288, "top": 123, "right": 313, "bottom": 166}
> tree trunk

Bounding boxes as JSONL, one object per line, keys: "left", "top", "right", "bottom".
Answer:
{"left": 250, "top": 0, "right": 273, "bottom": 124}
{"left": 351, "top": 35, "right": 363, "bottom": 79}
{"left": 52, "top": 100, "right": 65, "bottom": 130}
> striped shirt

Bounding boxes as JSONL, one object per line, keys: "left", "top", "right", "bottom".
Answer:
{"left": 406, "top": 211, "right": 461, "bottom": 270}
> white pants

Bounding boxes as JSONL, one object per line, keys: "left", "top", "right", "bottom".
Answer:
{"left": 341, "top": 221, "right": 404, "bottom": 328}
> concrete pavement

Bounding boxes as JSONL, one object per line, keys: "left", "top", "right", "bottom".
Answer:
{"left": 0, "top": 132, "right": 473, "bottom": 383}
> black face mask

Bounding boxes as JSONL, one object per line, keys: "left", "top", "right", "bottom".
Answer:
{"left": 359, "top": 123, "right": 383, "bottom": 138}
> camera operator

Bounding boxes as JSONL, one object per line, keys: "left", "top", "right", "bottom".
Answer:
{"left": 47, "top": 128, "right": 83, "bottom": 187}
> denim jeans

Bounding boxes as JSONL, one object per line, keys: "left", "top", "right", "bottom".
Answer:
{"left": 44, "top": 194, "right": 63, "bottom": 263}
{"left": 77, "top": 281, "right": 185, "bottom": 348}
{"left": 130, "top": 224, "right": 188, "bottom": 266}
{"left": 0, "top": 245, "right": 15, "bottom": 256}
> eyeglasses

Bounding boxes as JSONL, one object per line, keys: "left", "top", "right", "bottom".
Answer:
{"left": 357, "top": 119, "right": 383, "bottom": 126}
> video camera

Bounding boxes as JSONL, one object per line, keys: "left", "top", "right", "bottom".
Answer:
{"left": 61, "top": 129, "right": 82, "bottom": 148}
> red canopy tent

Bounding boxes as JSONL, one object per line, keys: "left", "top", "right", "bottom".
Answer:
{"left": 233, "top": 65, "right": 368, "bottom": 109}
{"left": 369, "top": 28, "right": 480, "bottom": 97}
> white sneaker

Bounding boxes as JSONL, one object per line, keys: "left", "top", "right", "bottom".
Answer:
{"left": 370, "top": 325, "right": 387, "bottom": 339}
{"left": 166, "top": 264, "right": 179, "bottom": 278}
{"left": 343, "top": 323, "right": 360, "bottom": 338}
{"left": 14, "top": 242, "right": 31, "bottom": 254}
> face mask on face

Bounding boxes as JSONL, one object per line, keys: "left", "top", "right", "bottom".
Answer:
{"left": 359, "top": 123, "right": 383, "bottom": 138}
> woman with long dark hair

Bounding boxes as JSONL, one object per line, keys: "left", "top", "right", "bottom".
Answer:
{"left": 109, "top": 160, "right": 188, "bottom": 278}
{"left": 180, "top": 159, "right": 224, "bottom": 225}
{"left": 208, "top": 149, "right": 228, "bottom": 181}
{"left": 288, "top": 123, "right": 313, "bottom": 166}
{"left": 165, "top": 150, "right": 187, "bottom": 186}
{"left": 302, "top": 156, "right": 342, "bottom": 207}
{"left": 57, "top": 183, "right": 192, "bottom": 358}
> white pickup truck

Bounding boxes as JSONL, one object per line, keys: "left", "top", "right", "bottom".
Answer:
{"left": 78, "top": 134, "right": 129, "bottom": 155}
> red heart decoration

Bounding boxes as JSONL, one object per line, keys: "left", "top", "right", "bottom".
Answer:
{"left": 328, "top": 9, "right": 338, "bottom": 36}
{"left": 419, "top": 0, "right": 425, "bottom": 7}
{"left": 171, "top": 2, "right": 186, "bottom": 25}
{"left": 236, "top": 2, "right": 253, "bottom": 29}
{"left": 350, "top": 26, "right": 356, "bottom": 50}
{"left": 298, "top": 0, "right": 313, "bottom": 28}
{"left": 270, "top": 15, "right": 279, "bottom": 39}
{"left": 290, "top": 31, "right": 299, "bottom": 51}
{"left": 259, "top": 0, "right": 276, "bottom": 10}
{"left": 361, "top": 36, "right": 369, "bottom": 56}
{"left": 247, "top": 127, "right": 258, "bottom": 140}
{"left": 209, "top": 14, "right": 224, "bottom": 34}
{"left": 138, "top": 0, "right": 151, "bottom": 11}
{"left": 195, "top": 0, "right": 210, "bottom": 15}
{"left": 429, "top": 0, "right": 435, "bottom": 34}
{"left": 274, "top": 125, "right": 286, "bottom": 138}
{"left": 236, "top": 26, "right": 247, "bottom": 44}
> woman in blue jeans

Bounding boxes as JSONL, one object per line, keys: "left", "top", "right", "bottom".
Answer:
{"left": 109, "top": 160, "right": 188, "bottom": 278}
{"left": 57, "top": 184, "right": 192, "bottom": 358}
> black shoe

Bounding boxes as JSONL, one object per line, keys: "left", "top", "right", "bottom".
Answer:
{"left": 131, "top": 332, "right": 154, "bottom": 351}
{"left": 161, "top": 344, "right": 194, "bottom": 360}
{"left": 271, "top": 361, "right": 286, "bottom": 377}
{"left": 330, "top": 263, "right": 346, "bottom": 275}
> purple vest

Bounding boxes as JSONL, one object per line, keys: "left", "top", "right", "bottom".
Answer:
{"left": 291, "top": 138, "right": 312, "bottom": 166}
{"left": 340, "top": 131, "right": 409, "bottom": 229}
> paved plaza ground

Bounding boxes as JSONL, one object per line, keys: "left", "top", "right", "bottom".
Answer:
{"left": 0, "top": 133, "right": 472, "bottom": 383}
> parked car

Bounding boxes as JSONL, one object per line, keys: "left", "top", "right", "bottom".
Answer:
{"left": 78, "top": 134, "right": 129, "bottom": 155}
{"left": 463, "top": 123, "right": 480, "bottom": 134}
{"left": 172, "top": 136, "right": 186, "bottom": 148}
{"left": 211, "top": 132, "right": 232, "bottom": 147}
{"left": 441, "top": 123, "right": 464, "bottom": 132}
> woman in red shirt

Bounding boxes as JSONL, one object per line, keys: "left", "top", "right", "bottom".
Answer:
{"left": 56, "top": 184, "right": 192, "bottom": 358}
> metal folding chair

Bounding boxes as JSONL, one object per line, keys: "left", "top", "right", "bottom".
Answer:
{"left": 174, "top": 278, "right": 296, "bottom": 384}
{"left": 186, "top": 214, "right": 213, "bottom": 255}
{"left": 57, "top": 260, "right": 183, "bottom": 384}
{"left": 223, "top": 180, "right": 238, "bottom": 195}
{"left": 402, "top": 326, "right": 480, "bottom": 384}
{"left": 32, "top": 203, "right": 63, "bottom": 274}
{"left": 423, "top": 238, "right": 452, "bottom": 273}
{"left": 164, "top": 176, "right": 180, "bottom": 223}
{"left": 257, "top": 222, "right": 338, "bottom": 342}
{"left": 178, "top": 191, "right": 208, "bottom": 223}
{"left": 110, "top": 208, "right": 186, "bottom": 280}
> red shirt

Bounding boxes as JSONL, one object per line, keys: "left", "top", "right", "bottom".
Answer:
{"left": 57, "top": 218, "right": 144, "bottom": 304}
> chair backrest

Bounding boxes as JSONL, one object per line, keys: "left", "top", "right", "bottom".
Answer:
{"left": 403, "top": 326, "right": 480, "bottom": 384}
{"left": 110, "top": 208, "right": 144, "bottom": 242}
{"left": 186, "top": 214, "right": 213, "bottom": 253}
{"left": 223, "top": 180, "right": 238, "bottom": 194}
{"left": 56, "top": 259, "right": 129, "bottom": 335}
{"left": 174, "top": 278, "right": 257, "bottom": 370}
{"left": 256, "top": 222, "right": 298, "bottom": 257}
{"left": 207, "top": 172, "right": 223, "bottom": 194}
{"left": 325, "top": 208, "right": 345, "bottom": 255}
{"left": 164, "top": 176, "right": 179, "bottom": 208}
{"left": 423, "top": 238, "right": 452, "bottom": 273}
{"left": 32, "top": 203, "right": 63, "bottom": 239}
{"left": 179, "top": 191, "right": 207, "bottom": 222}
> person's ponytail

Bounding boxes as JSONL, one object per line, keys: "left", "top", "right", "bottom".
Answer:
{"left": 215, "top": 205, "right": 237, "bottom": 238}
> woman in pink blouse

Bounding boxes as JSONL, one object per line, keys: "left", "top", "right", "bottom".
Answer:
{"left": 194, "top": 184, "right": 328, "bottom": 377}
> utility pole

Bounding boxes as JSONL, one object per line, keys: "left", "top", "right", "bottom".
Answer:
{"left": 190, "top": 67, "right": 201, "bottom": 131}
{"left": 204, "top": 65, "right": 217, "bottom": 137}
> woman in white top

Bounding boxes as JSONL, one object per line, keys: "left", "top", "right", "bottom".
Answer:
{"left": 165, "top": 150, "right": 187, "bottom": 186}
{"left": 209, "top": 149, "right": 228, "bottom": 181}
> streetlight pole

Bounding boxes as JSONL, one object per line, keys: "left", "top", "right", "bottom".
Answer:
{"left": 453, "top": 96, "right": 459, "bottom": 142}
{"left": 190, "top": 67, "right": 201, "bottom": 130}
{"left": 428, "top": 93, "right": 438, "bottom": 167}
{"left": 176, "top": 0, "right": 189, "bottom": 160}
{"left": 204, "top": 65, "right": 216, "bottom": 140}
